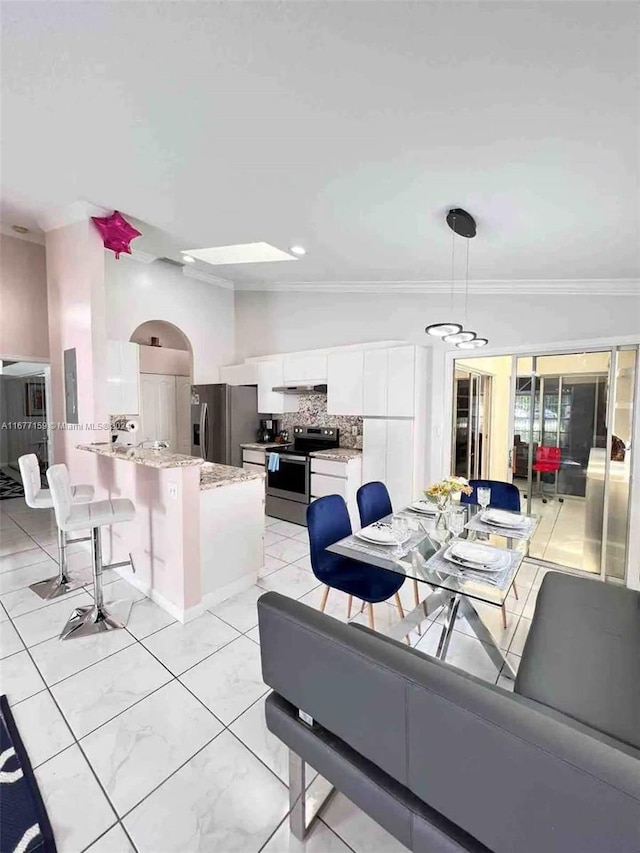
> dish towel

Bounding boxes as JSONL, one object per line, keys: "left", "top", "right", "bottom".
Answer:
{"left": 268, "top": 453, "right": 280, "bottom": 472}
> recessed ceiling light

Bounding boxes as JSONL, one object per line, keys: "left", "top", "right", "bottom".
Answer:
{"left": 184, "top": 242, "right": 298, "bottom": 266}
{"left": 12, "top": 225, "right": 29, "bottom": 234}
{"left": 181, "top": 254, "right": 195, "bottom": 264}
{"left": 289, "top": 245, "right": 306, "bottom": 256}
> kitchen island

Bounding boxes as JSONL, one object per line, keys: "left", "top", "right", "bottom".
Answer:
{"left": 77, "top": 444, "right": 265, "bottom": 621}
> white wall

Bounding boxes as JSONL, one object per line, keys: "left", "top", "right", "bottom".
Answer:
{"left": 0, "top": 234, "right": 49, "bottom": 360}
{"left": 106, "top": 255, "right": 235, "bottom": 384}
{"left": 234, "top": 290, "right": 640, "bottom": 360}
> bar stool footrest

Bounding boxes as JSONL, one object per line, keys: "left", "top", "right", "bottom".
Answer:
{"left": 29, "top": 575, "right": 86, "bottom": 601}
{"left": 59, "top": 599, "right": 133, "bottom": 640}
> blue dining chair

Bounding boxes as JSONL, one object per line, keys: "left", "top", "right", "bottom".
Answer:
{"left": 307, "top": 494, "right": 406, "bottom": 632}
{"left": 460, "top": 479, "right": 521, "bottom": 513}
{"left": 460, "top": 478, "right": 521, "bottom": 627}
{"left": 357, "top": 481, "right": 422, "bottom": 631}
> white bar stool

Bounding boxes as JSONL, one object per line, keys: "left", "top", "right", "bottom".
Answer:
{"left": 47, "top": 463, "right": 137, "bottom": 640}
{"left": 18, "top": 453, "right": 94, "bottom": 600}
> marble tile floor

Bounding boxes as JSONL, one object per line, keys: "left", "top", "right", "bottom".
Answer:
{"left": 1, "top": 497, "right": 551, "bottom": 853}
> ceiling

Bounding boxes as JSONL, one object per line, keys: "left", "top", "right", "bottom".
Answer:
{"left": 1, "top": 1, "right": 639, "bottom": 291}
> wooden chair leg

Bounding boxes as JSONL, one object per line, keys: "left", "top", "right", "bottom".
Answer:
{"left": 513, "top": 580, "right": 519, "bottom": 601}
{"left": 501, "top": 604, "right": 508, "bottom": 630}
{"left": 347, "top": 594, "right": 353, "bottom": 619}
{"left": 394, "top": 593, "right": 405, "bottom": 619}
{"left": 367, "top": 603, "right": 375, "bottom": 630}
{"left": 412, "top": 579, "right": 422, "bottom": 636}
{"left": 320, "top": 586, "right": 330, "bottom": 613}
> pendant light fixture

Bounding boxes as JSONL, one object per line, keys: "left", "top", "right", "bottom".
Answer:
{"left": 425, "top": 208, "right": 488, "bottom": 348}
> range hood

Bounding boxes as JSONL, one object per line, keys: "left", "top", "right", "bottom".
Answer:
{"left": 272, "top": 383, "right": 328, "bottom": 395}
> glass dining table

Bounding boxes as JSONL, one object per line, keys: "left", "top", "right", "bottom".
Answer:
{"left": 327, "top": 503, "right": 539, "bottom": 679}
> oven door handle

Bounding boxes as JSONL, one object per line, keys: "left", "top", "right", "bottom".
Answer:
{"left": 276, "top": 456, "right": 307, "bottom": 464}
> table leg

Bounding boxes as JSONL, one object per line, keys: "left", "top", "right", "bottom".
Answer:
{"left": 387, "top": 587, "right": 452, "bottom": 642}
{"left": 459, "top": 597, "right": 517, "bottom": 679}
{"left": 435, "top": 594, "right": 461, "bottom": 660}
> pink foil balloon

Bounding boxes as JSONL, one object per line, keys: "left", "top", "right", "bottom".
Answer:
{"left": 91, "top": 211, "right": 141, "bottom": 259}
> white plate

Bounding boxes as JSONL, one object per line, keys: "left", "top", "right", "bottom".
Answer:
{"left": 356, "top": 524, "right": 407, "bottom": 546}
{"left": 482, "top": 509, "right": 527, "bottom": 528}
{"left": 449, "top": 541, "right": 505, "bottom": 566}
{"left": 444, "top": 545, "right": 510, "bottom": 573}
{"left": 410, "top": 500, "right": 438, "bottom": 515}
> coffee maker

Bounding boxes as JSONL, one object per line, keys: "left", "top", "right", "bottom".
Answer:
{"left": 258, "top": 418, "right": 280, "bottom": 443}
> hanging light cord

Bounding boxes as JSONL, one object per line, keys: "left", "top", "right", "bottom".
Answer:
{"left": 464, "top": 236, "right": 470, "bottom": 323}
{"left": 450, "top": 214, "right": 456, "bottom": 314}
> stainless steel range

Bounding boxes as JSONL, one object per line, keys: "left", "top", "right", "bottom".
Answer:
{"left": 265, "top": 426, "right": 340, "bottom": 526}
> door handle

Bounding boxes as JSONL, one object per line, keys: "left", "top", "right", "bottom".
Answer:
{"left": 508, "top": 449, "right": 513, "bottom": 469}
{"left": 200, "top": 403, "right": 207, "bottom": 460}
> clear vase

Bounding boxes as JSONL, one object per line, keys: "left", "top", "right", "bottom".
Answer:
{"left": 436, "top": 495, "right": 451, "bottom": 529}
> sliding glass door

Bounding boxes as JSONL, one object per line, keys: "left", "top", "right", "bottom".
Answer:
{"left": 452, "top": 368, "right": 491, "bottom": 481}
{"left": 452, "top": 346, "right": 638, "bottom": 582}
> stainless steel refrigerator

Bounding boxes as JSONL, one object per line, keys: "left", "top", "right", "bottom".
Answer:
{"left": 191, "top": 384, "right": 259, "bottom": 467}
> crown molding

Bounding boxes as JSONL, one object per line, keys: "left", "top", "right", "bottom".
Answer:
{"left": 37, "top": 200, "right": 110, "bottom": 233}
{"left": 0, "top": 224, "right": 45, "bottom": 245}
{"left": 126, "top": 249, "right": 158, "bottom": 264}
{"left": 235, "top": 278, "right": 640, "bottom": 296}
{"left": 182, "top": 265, "right": 234, "bottom": 290}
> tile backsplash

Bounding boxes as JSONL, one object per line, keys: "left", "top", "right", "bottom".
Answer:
{"left": 279, "top": 394, "right": 362, "bottom": 449}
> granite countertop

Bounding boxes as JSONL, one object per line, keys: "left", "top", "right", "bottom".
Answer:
{"left": 240, "top": 442, "right": 292, "bottom": 451}
{"left": 310, "top": 448, "right": 363, "bottom": 462}
{"left": 78, "top": 443, "right": 204, "bottom": 469}
{"left": 200, "top": 462, "right": 265, "bottom": 490}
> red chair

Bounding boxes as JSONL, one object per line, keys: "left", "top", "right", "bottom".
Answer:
{"left": 532, "top": 446, "right": 563, "bottom": 503}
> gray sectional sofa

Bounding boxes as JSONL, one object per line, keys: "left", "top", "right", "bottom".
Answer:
{"left": 258, "top": 572, "right": 640, "bottom": 852}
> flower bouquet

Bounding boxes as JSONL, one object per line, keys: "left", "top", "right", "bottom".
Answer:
{"left": 424, "top": 477, "right": 473, "bottom": 514}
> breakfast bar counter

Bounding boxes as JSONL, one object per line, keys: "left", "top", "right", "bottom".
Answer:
{"left": 76, "top": 444, "right": 265, "bottom": 622}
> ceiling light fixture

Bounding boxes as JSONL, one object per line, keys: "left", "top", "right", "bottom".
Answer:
{"left": 444, "top": 330, "right": 476, "bottom": 344}
{"left": 425, "top": 208, "right": 489, "bottom": 349}
{"left": 289, "top": 245, "right": 306, "bottom": 256}
{"left": 12, "top": 225, "right": 29, "bottom": 234}
{"left": 456, "top": 337, "right": 489, "bottom": 349}
{"left": 181, "top": 254, "right": 195, "bottom": 264}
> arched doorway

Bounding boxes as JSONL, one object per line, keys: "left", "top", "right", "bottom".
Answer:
{"left": 130, "top": 321, "right": 193, "bottom": 454}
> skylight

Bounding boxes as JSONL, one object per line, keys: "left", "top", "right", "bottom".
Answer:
{"left": 183, "top": 242, "right": 298, "bottom": 266}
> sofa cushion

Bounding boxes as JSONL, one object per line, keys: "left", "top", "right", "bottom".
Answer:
{"left": 515, "top": 572, "right": 640, "bottom": 749}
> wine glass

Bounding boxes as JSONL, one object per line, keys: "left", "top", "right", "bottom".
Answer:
{"left": 391, "top": 516, "right": 409, "bottom": 556}
{"left": 447, "top": 508, "right": 465, "bottom": 537}
{"left": 477, "top": 487, "right": 491, "bottom": 514}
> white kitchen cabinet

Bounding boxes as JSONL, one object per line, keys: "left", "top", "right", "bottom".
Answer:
{"left": 257, "top": 360, "right": 298, "bottom": 415}
{"left": 362, "top": 418, "right": 416, "bottom": 510}
{"left": 242, "top": 448, "right": 267, "bottom": 490}
{"left": 107, "top": 341, "right": 140, "bottom": 415}
{"left": 387, "top": 346, "right": 415, "bottom": 417}
{"left": 363, "top": 349, "right": 389, "bottom": 417}
{"left": 327, "top": 350, "right": 364, "bottom": 416}
{"left": 310, "top": 454, "right": 362, "bottom": 529}
{"left": 283, "top": 352, "right": 328, "bottom": 384}
{"left": 219, "top": 363, "right": 258, "bottom": 386}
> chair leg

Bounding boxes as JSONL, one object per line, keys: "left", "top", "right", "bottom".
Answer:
{"left": 29, "top": 528, "right": 84, "bottom": 600}
{"left": 320, "top": 586, "right": 330, "bottom": 613}
{"left": 501, "top": 604, "right": 508, "bottom": 630}
{"left": 59, "top": 528, "right": 132, "bottom": 640}
{"left": 347, "top": 594, "right": 353, "bottom": 619}
{"left": 412, "top": 579, "right": 422, "bottom": 636}
{"left": 394, "top": 593, "right": 405, "bottom": 619}
{"left": 367, "top": 603, "right": 375, "bottom": 630}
